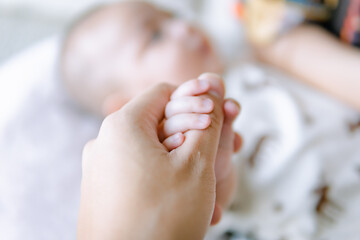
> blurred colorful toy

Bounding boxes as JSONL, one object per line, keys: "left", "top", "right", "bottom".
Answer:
{"left": 235, "top": 0, "right": 359, "bottom": 47}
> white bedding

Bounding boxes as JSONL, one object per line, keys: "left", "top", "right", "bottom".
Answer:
{"left": 1, "top": 1, "right": 360, "bottom": 240}
{"left": 0, "top": 36, "right": 101, "bottom": 240}
{"left": 209, "top": 65, "right": 360, "bottom": 240}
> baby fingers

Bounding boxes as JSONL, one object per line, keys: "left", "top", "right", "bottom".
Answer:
{"left": 159, "top": 113, "right": 211, "bottom": 141}
{"left": 165, "top": 96, "right": 214, "bottom": 119}
{"left": 171, "top": 78, "right": 210, "bottom": 99}
{"left": 162, "top": 132, "right": 185, "bottom": 151}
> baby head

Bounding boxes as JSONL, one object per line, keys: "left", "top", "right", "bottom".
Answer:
{"left": 61, "top": 1, "right": 223, "bottom": 116}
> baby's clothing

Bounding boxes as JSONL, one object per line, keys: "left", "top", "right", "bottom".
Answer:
{"left": 317, "top": 0, "right": 360, "bottom": 47}
{"left": 206, "top": 64, "right": 360, "bottom": 240}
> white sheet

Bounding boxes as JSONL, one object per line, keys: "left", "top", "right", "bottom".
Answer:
{"left": 0, "top": 37, "right": 59, "bottom": 133}
{"left": 0, "top": 36, "right": 101, "bottom": 240}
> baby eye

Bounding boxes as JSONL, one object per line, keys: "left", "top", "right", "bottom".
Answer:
{"left": 150, "top": 29, "right": 163, "bottom": 43}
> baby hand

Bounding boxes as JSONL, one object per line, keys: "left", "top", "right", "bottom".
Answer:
{"left": 158, "top": 78, "right": 215, "bottom": 151}
{"left": 158, "top": 73, "right": 242, "bottom": 225}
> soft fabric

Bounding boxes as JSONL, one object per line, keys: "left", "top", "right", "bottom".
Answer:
{"left": 207, "top": 65, "right": 360, "bottom": 240}
{"left": 0, "top": 36, "right": 101, "bottom": 240}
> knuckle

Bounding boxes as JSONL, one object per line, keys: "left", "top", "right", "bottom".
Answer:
{"left": 101, "top": 114, "right": 116, "bottom": 131}
{"left": 101, "top": 110, "right": 130, "bottom": 135}
{"left": 83, "top": 139, "right": 94, "bottom": 153}
{"left": 82, "top": 139, "right": 96, "bottom": 163}
{"left": 117, "top": 106, "right": 134, "bottom": 123}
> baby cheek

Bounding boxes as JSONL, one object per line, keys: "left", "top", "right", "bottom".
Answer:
{"left": 155, "top": 55, "right": 192, "bottom": 84}
{"left": 173, "top": 53, "right": 207, "bottom": 80}
{"left": 147, "top": 46, "right": 206, "bottom": 84}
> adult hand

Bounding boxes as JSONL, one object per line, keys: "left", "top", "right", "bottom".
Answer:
{"left": 78, "top": 74, "right": 227, "bottom": 240}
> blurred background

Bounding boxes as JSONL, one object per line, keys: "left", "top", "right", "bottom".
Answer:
{"left": 0, "top": 0, "right": 209, "bottom": 64}
{"left": 0, "top": 0, "right": 107, "bottom": 63}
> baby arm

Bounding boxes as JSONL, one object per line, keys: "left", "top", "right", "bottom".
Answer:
{"left": 257, "top": 25, "right": 360, "bottom": 111}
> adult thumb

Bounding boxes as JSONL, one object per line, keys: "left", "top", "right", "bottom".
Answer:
{"left": 173, "top": 73, "right": 225, "bottom": 169}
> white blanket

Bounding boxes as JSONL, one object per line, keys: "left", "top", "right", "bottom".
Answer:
{"left": 0, "top": 37, "right": 101, "bottom": 240}
{"left": 207, "top": 65, "right": 360, "bottom": 240}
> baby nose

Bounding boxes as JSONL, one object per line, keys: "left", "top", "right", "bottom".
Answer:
{"left": 168, "top": 19, "right": 195, "bottom": 40}
{"left": 168, "top": 20, "right": 203, "bottom": 50}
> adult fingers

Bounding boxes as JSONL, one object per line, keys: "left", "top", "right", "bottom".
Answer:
{"left": 215, "top": 99, "right": 241, "bottom": 181}
{"left": 234, "top": 133, "right": 243, "bottom": 153}
{"left": 101, "top": 83, "right": 176, "bottom": 140}
{"left": 216, "top": 167, "right": 237, "bottom": 210}
{"left": 210, "top": 204, "right": 222, "bottom": 226}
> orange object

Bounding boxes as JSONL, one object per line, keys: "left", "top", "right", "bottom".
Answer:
{"left": 340, "top": 0, "right": 360, "bottom": 44}
{"left": 234, "top": 2, "right": 244, "bottom": 19}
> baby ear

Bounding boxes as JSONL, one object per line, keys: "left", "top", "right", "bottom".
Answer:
{"left": 102, "top": 93, "right": 130, "bottom": 116}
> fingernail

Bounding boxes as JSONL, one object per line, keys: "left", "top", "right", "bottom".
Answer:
{"left": 225, "top": 100, "right": 240, "bottom": 115}
{"left": 199, "top": 79, "right": 210, "bottom": 89}
{"left": 202, "top": 98, "right": 214, "bottom": 109}
{"left": 173, "top": 132, "right": 184, "bottom": 144}
{"left": 198, "top": 73, "right": 223, "bottom": 98}
{"left": 208, "top": 90, "right": 221, "bottom": 99}
{"left": 198, "top": 114, "right": 210, "bottom": 126}
{"left": 174, "top": 132, "right": 182, "bottom": 139}
{"left": 198, "top": 72, "right": 221, "bottom": 81}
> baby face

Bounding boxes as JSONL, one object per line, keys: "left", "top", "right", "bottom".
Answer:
{"left": 77, "top": 2, "right": 224, "bottom": 99}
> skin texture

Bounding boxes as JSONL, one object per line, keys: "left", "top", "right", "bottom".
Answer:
{"left": 160, "top": 78, "right": 215, "bottom": 150}
{"left": 78, "top": 74, "right": 238, "bottom": 240}
{"left": 61, "top": 2, "right": 224, "bottom": 115}
{"left": 257, "top": 25, "right": 360, "bottom": 111}
{"left": 159, "top": 75, "right": 242, "bottom": 225}
{"left": 61, "top": 2, "right": 240, "bottom": 227}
